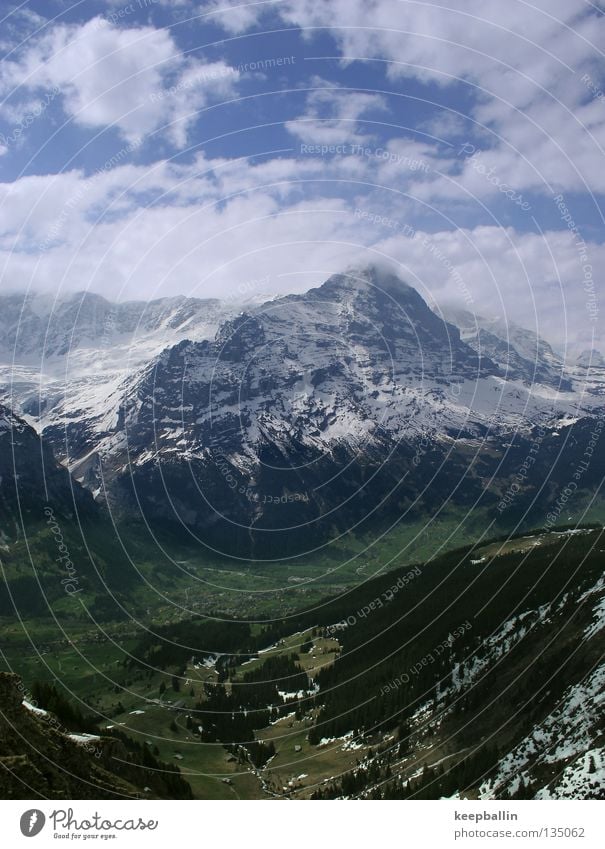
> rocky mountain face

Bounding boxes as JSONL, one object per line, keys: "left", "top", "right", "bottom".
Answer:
{"left": 0, "top": 404, "right": 94, "bottom": 538}
{"left": 1, "top": 267, "right": 604, "bottom": 556}
{"left": 576, "top": 349, "right": 605, "bottom": 369}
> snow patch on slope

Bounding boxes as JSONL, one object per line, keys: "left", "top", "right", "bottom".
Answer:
{"left": 480, "top": 663, "right": 605, "bottom": 799}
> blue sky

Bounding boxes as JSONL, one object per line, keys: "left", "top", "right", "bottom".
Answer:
{"left": 0, "top": 0, "right": 603, "bottom": 353}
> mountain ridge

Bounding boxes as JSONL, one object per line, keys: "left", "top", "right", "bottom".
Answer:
{"left": 1, "top": 266, "right": 604, "bottom": 557}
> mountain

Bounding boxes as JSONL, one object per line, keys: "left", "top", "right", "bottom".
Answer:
{"left": 567, "top": 349, "right": 605, "bottom": 401}
{"left": 38, "top": 267, "right": 495, "bottom": 551}
{"left": 0, "top": 289, "right": 241, "bottom": 444}
{"left": 58, "top": 267, "right": 605, "bottom": 553}
{"left": 441, "top": 307, "right": 570, "bottom": 390}
{"left": 576, "top": 348, "right": 605, "bottom": 369}
{"left": 0, "top": 289, "right": 229, "bottom": 362}
{"left": 0, "top": 403, "right": 94, "bottom": 537}
{"left": 1, "top": 267, "right": 604, "bottom": 557}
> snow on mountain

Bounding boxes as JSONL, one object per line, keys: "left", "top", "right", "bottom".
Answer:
{"left": 0, "top": 290, "right": 227, "bottom": 361}
{"left": 81, "top": 265, "right": 501, "bottom": 474}
{"left": 471, "top": 567, "right": 605, "bottom": 801}
{"left": 440, "top": 307, "right": 569, "bottom": 390}
{"left": 3, "top": 272, "right": 602, "bottom": 457}
{"left": 480, "top": 661, "right": 605, "bottom": 800}
{"left": 535, "top": 748, "right": 605, "bottom": 800}
{"left": 576, "top": 349, "right": 605, "bottom": 369}
{"left": 0, "top": 289, "right": 241, "bottom": 449}
{"left": 99, "top": 266, "right": 602, "bottom": 467}
{"left": 565, "top": 349, "right": 605, "bottom": 401}
{"left": 1, "top": 267, "right": 604, "bottom": 554}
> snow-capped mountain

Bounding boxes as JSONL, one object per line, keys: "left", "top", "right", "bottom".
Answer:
{"left": 1, "top": 267, "right": 603, "bottom": 555}
{"left": 0, "top": 290, "right": 221, "bottom": 360}
{"left": 0, "top": 289, "right": 244, "bottom": 444}
{"left": 441, "top": 307, "right": 571, "bottom": 390}
{"left": 566, "top": 349, "right": 605, "bottom": 401}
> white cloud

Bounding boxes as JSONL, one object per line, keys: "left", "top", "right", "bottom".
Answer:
{"left": 0, "top": 2, "right": 602, "bottom": 356}
{"left": 0, "top": 150, "right": 601, "bottom": 352}
{"left": 201, "top": 0, "right": 272, "bottom": 34}
{"left": 276, "top": 0, "right": 596, "bottom": 87}
{"left": 210, "top": 0, "right": 605, "bottom": 196}
{"left": 285, "top": 80, "right": 388, "bottom": 145}
{"left": 0, "top": 17, "right": 239, "bottom": 147}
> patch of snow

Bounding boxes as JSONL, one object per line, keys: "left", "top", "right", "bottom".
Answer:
{"left": 68, "top": 733, "right": 101, "bottom": 744}
{"left": 584, "top": 596, "right": 605, "bottom": 641}
{"left": 270, "top": 710, "right": 296, "bottom": 726}
{"left": 22, "top": 700, "right": 48, "bottom": 716}
{"left": 536, "top": 749, "right": 605, "bottom": 799}
{"left": 318, "top": 731, "right": 354, "bottom": 747}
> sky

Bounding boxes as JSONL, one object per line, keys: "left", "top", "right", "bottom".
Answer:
{"left": 0, "top": 0, "right": 603, "bottom": 355}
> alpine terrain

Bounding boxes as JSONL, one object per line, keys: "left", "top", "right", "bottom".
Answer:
{"left": 2, "top": 266, "right": 602, "bottom": 556}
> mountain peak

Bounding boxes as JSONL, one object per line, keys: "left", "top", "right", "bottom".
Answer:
{"left": 312, "top": 264, "right": 414, "bottom": 300}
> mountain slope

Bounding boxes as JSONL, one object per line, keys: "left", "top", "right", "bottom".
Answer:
{"left": 0, "top": 289, "right": 238, "bottom": 450}
{"left": 1, "top": 268, "right": 604, "bottom": 557}
{"left": 303, "top": 528, "right": 605, "bottom": 800}
{"left": 0, "top": 404, "right": 94, "bottom": 536}
{"left": 441, "top": 307, "right": 570, "bottom": 390}
{"left": 0, "top": 673, "right": 192, "bottom": 799}
{"left": 45, "top": 266, "right": 603, "bottom": 556}
{"left": 0, "top": 403, "right": 161, "bottom": 620}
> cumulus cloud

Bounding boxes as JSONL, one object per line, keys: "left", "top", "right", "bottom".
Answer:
{"left": 285, "top": 78, "right": 388, "bottom": 145}
{"left": 210, "top": 0, "right": 605, "bottom": 196}
{"left": 200, "top": 0, "right": 274, "bottom": 34}
{"left": 0, "top": 150, "right": 600, "bottom": 352}
{"left": 0, "top": 2, "right": 601, "bottom": 356}
{"left": 0, "top": 17, "right": 239, "bottom": 146}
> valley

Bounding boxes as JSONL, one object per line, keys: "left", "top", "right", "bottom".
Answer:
{"left": 1, "top": 267, "right": 604, "bottom": 801}
{"left": 1, "top": 523, "right": 603, "bottom": 800}
{"left": 1, "top": 0, "right": 604, "bottom": 822}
